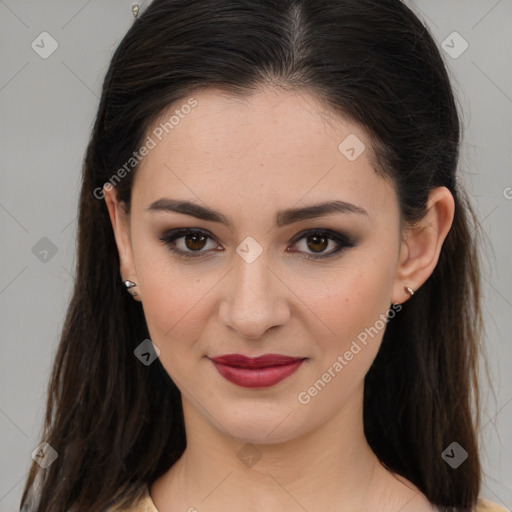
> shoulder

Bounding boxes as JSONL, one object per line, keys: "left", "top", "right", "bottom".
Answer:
{"left": 476, "top": 498, "right": 510, "bottom": 512}
{"left": 104, "top": 485, "right": 510, "bottom": 512}
{"left": 104, "top": 485, "right": 158, "bottom": 512}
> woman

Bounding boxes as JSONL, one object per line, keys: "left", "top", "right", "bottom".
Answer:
{"left": 19, "top": 1, "right": 508, "bottom": 511}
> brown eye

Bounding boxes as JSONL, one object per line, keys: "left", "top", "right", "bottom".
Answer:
{"left": 183, "top": 232, "right": 208, "bottom": 251}
{"left": 305, "top": 233, "right": 329, "bottom": 253}
{"left": 158, "top": 229, "right": 219, "bottom": 259}
{"left": 289, "top": 229, "right": 356, "bottom": 260}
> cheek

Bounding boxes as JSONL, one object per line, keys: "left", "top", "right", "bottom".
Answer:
{"left": 142, "top": 283, "right": 206, "bottom": 342}
{"left": 140, "top": 279, "right": 208, "bottom": 382}
{"left": 135, "top": 250, "right": 211, "bottom": 365}
{"left": 295, "top": 268, "right": 394, "bottom": 413}
{"left": 133, "top": 230, "right": 201, "bottom": 329}
{"left": 302, "top": 263, "right": 393, "bottom": 347}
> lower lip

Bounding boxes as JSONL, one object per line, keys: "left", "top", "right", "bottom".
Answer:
{"left": 211, "top": 360, "right": 304, "bottom": 388}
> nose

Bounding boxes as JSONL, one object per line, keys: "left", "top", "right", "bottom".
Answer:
{"left": 218, "top": 250, "right": 290, "bottom": 340}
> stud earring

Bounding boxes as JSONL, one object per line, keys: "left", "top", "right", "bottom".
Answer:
{"left": 404, "top": 285, "right": 415, "bottom": 296}
{"left": 124, "top": 279, "right": 138, "bottom": 298}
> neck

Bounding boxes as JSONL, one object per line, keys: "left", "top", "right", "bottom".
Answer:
{"left": 150, "top": 383, "right": 423, "bottom": 512}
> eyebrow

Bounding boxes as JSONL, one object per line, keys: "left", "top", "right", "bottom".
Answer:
{"left": 146, "top": 198, "right": 368, "bottom": 229}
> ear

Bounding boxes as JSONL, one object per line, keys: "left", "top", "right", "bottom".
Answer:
{"left": 391, "top": 186, "right": 455, "bottom": 305}
{"left": 103, "top": 184, "right": 141, "bottom": 301}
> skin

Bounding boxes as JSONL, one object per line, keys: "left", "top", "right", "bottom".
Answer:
{"left": 104, "top": 87, "right": 454, "bottom": 512}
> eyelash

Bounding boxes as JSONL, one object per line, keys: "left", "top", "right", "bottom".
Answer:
{"left": 158, "top": 228, "right": 356, "bottom": 261}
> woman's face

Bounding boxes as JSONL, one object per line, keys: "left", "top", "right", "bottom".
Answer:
{"left": 107, "top": 87, "right": 409, "bottom": 443}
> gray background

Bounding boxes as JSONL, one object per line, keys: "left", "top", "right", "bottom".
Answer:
{"left": 0, "top": 1, "right": 511, "bottom": 510}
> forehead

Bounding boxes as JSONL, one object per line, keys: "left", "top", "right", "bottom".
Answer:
{"left": 131, "top": 87, "right": 396, "bottom": 219}
{"left": 147, "top": 87, "right": 372, "bottom": 160}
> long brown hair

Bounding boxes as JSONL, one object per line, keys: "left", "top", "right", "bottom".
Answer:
{"left": 20, "top": 1, "right": 485, "bottom": 510}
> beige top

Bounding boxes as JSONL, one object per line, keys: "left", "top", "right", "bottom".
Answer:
{"left": 111, "top": 486, "right": 510, "bottom": 512}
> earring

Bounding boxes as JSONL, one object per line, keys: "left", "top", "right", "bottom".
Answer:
{"left": 124, "top": 279, "right": 138, "bottom": 298}
{"left": 404, "top": 285, "right": 415, "bottom": 296}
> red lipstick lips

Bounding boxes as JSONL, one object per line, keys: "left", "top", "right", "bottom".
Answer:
{"left": 210, "top": 353, "right": 305, "bottom": 388}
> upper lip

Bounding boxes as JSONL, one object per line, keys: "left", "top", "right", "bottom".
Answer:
{"left": 210, "top": 353, "right": 306, "bottom": 368}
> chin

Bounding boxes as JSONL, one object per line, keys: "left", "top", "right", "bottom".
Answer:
{"left": 209, "top": 402, "right": 308, "bottom": 445}
{"left": 229, "top": 425, "right": 297, "bottom": 446}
